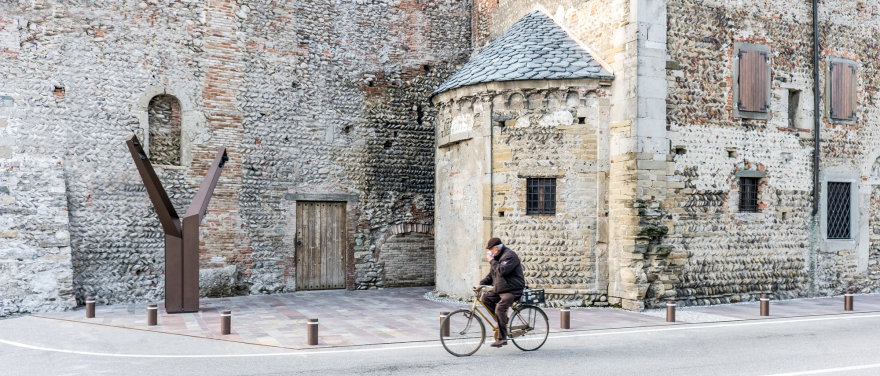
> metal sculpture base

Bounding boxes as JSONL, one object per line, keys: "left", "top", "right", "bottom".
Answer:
{"left": 126, "top": 135, "right": 227, "bottom": 313}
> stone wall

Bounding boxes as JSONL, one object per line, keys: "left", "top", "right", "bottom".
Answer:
{"left": 471, "top": 0, "right": 649, "bottom": 311}
{"left": 659, "top": 0, "right": 880, "bottom": 308}
{"left": 147, "top": 95, "right": 182, "bottom": 166}
{"left": 433, "top": 79, "right": 611, "bottom": 306}
{"left": 0, "top": 151, "right": 75, "bottom": 316}
{"left": 490, "top": 86, "right": 607, "bottom": 305}
{"left": 467, "top": 0, "right": 880, "bottom": 310}
{"left": 0, "top": 0, "right": 471, "bottom": 316}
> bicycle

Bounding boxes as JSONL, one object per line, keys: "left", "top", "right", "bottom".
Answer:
{"left": 440, "top": 286, "right": 549, "bottom": 357}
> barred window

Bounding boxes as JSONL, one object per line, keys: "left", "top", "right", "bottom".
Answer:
{"left": 739, "top": 177, "right": 759, "bottom": 212}
{"left": 827, "top": 182, "right": 851, "bottom": 239}
{"left": 526, "top": 178, "right": 556, "bottom": 215}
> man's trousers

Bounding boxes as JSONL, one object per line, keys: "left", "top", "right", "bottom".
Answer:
{"left": 480, "top": 291, "right": 523, "bottom": 340}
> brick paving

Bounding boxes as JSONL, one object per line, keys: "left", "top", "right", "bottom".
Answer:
{"left": 33, "top": 288, "right": 880, "bottom": 349}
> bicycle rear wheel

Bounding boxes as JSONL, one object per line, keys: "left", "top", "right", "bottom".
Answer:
{"left": 508, "top": 305, "right": 549, "bottom": 351}
{"left": 440, "top": 309, "right": 486, "bottom": 357}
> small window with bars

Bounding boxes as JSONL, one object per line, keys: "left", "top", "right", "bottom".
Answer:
{"left": 526, "top": 178, "right": 556, "bottom": 215}
{"left": 827, "top": 182, "right": 851, "bottom": 239}
{"left": 829, "top": 61, "right": 857, "bottom": 122}
{"left": 739, "top": 177, "right": 760, "bottom": 212}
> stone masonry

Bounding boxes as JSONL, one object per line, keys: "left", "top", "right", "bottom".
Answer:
{"left": 433, "top": 0, "right": 880, "bottom": 310}
{"left": 0, "top": 0, "right": 469, "bottom": 316}
{"left": 5, "top": 0, "right": 880, "bottom": 316}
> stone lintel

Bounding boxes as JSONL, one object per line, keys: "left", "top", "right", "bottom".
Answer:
{"left": 284, "top": 193, "right": 359, "bottom": 202}
{"left": 734, "top": 170, "right": 767, "bottom": 178}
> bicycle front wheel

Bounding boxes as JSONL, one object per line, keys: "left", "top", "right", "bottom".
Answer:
{"left": 440, "top": 309, "right": 486, "bottom": 357}
{"left": 509, "top": 305, "right": 549, "bottom": 351}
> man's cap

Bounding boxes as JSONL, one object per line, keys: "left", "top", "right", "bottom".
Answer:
{"left": 486, "top": 237, "right": 502, "bottom": 249}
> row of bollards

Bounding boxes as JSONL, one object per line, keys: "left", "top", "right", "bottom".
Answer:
{"left": 83, "top": 297, "right": 322, "bottom": 345}
{"left": 664, "top": 293, "right": 858, "bottom": 322}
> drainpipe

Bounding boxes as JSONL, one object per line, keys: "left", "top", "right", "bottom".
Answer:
{"left": 809, "top": 0, "right": 821, "bottom": 296}
{"left": 489, "top": 101, "right": 494, "bottom": 238}
{"left": 812, "top": 0, "right": 821, "bottom": 216}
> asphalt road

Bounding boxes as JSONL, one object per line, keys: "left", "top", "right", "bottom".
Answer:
{"left": 1, "top": 313, "right": 879, "bottom": 376}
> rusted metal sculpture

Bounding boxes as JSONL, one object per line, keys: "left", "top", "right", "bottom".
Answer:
{"left": 126, "top": 134, "right": 228, "bottom": 313}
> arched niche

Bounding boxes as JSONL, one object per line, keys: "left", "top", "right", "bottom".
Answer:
{"left": 508, "top": 93, "right": 525, "bottom": 110}
{"left": 132, "top": 85, "right": 207, "bottom": 167}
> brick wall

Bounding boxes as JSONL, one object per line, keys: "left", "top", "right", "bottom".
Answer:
{"left": 380, "top": 232, "right": 435, "bottom": 287}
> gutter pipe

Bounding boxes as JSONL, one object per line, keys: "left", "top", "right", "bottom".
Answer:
{"left": 812, "top": 0, "right": 821, "bottom": 216}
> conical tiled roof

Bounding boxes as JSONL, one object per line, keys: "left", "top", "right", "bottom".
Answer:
{"left": 433, "top": 10, "right": 613, "bottom": 96}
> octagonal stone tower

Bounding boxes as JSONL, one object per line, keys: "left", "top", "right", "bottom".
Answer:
{"left": 431, "top": 10, "right": 615, "bottom": 306}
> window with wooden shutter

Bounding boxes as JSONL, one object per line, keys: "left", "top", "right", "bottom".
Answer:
{"left": 738, "top": 49, "right": 769, "bottom": 113}
{"left": 829, "top": 61, "right": 856, "bottom": 121}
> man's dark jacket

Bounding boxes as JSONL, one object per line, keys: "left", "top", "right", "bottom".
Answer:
{"left": 479, "top": 246, "right": 525, "bottom": 294}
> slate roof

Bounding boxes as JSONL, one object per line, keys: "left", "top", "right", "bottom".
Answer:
{"left": 433, "top": 10, "right": 613, "bottom": 96}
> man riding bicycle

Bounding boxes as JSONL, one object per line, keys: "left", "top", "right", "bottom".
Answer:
{"left": 475, "top": 237, "right": 525, "bottom": 348}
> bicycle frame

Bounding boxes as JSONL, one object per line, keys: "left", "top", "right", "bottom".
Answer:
{"left": 469, "top": 289, "right": 500, "bottom": 333}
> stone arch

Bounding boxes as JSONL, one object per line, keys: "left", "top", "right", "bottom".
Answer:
{"left": 565, "top": 91, "right": 580, "bottom": 108}
{"left": 862, "top": 149, "right": 880, "bottom": 183}
{"left": 582, "top": 90, "right": 600, "bottom": 125}
{"left": 527, "top": 93, "right": 543, "bottom": 109}
{"left": 492, "top": 94, "right": 506, "bottom": 111}
{"left": 376, "top": 223, "right": 435, "bottom": 287}
{"left": 508, "top": 93, "right": 525, "bottom": 110}
{"left": 132, "top": 85, "right": 206, "bottom": 167}
{"left": 147, "top": 95, "right": 182, "bottom": 165}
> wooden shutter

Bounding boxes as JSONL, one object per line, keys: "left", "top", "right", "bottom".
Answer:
{"left": 830, "top": 62, "right": 856, "bottom": 121}
{"left": 738, "top": 49, "right": 769, "bottom": 113}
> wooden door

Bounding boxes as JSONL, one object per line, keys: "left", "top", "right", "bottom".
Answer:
{"left": 296, "top": 201, "right": 347, "bottom": 290}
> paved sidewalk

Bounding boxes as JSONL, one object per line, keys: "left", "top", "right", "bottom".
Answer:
{"left": 33, "top": 287, "right": 880, "bottom": 350}
{"left": 682, "top": 294, "right": 880, "bottom": 320}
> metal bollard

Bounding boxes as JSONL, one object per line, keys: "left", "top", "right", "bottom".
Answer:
{"left": 760, "top": 295, "right": 770, "bottom": 316}
{"left": 560, "top": 306, "right": 571, "bottom": 329}
{"left": 666, "top": 301, "right": 676, "bottom": 322}
{"left": 307, "top": 318, "right": 319, "bottom": 346}
{"left": 440, "top": 312, "right": 450, "bottom": 337}
{"left": 220, "top": 310, "right": 231, "bottom": 335}
{"left": 85, "top": 297, "right": 96, "bottom": 318}
{"left": 147, "top": 304, "right": 158, "bottom": 326}
{"left": 844, "top": 294, "right": 854, "bottom": 311}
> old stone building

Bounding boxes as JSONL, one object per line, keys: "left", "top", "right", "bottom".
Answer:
{"left": 432, "top": 9, "right": 615, "bottom": 306}
{"left": 2, "top": 0, "right": 880, "bottom": 317}
{"left": 0, "top": 0, "right": 468, "bottom": 317}
{"left": 434, "top": 0, "right": 880, "bottom": 310}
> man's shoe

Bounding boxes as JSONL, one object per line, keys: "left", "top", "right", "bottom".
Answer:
{"left": 490, "top": 339, "right": 508, "bottom": 347}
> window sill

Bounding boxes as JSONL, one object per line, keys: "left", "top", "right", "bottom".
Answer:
{"left": 734, "top": 212, "right": 765, "bottom": 221}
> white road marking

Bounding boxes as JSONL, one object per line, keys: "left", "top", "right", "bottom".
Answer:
{"left": 0, "top": 338, "right": 441, "bottom": 358}
{"left": 760, "top": 363, "right": 880, "bottom": 376}
{"left": 0, "top": 313, "right": 878, "bottom": 358}
{"left": 548, "top": 313, "right": 880, "bottom": 340}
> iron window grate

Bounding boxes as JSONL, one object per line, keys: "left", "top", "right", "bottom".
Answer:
{"left": 827, "top": 182, "right": 851, "bottom": 239}
{"left": 739, "top": 177, "right": 759, "bottom": 212}
{"left": 526, "top": 178, "right": 556, "bottom": 215}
